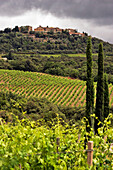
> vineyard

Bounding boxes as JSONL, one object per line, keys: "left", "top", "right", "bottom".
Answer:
{"left": 0, "top": 69, "right": 113, "bottom": 107}
{"left": 0, "top": 114, "right": 113, "bottom": 169}
{"left": 1, "top": 70, "right": 113, "bottom": 169}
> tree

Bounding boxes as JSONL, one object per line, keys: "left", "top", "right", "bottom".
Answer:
{"left": 104, "top": 74, "right": 109, "bottom": 118}
{"left": 4, "top": 28, "right": 11, "bottom": 33}
{"left": 7, "top": 51, "right": 12, "bottom": 60}
{"left": 12, "top": 26, "right": 19, "bottom": 32}
{"left": 91, "top": 79, "right": 94, "bottom": 129}
{"left": 86, "top": 36, "right": 94, "bottom": 131}
{"left": 95, "top": 43, "right": 104, "bottom": 133}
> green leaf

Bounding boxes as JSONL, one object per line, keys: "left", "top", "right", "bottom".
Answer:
{"left": 0, "top": 161, "right": 3, "bottom": 167}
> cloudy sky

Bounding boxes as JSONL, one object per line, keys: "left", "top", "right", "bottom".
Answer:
{"left": 0, "top": 0, "right": 113, "bottom": 43}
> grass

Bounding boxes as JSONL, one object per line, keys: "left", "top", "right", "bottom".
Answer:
{"left": 40, "top": 53, "right": 98, "bottom": 58}
{"left": 0, "top": 53, "right": 99, "bottom": 58}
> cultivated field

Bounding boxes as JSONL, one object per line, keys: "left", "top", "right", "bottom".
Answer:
{"left": 0, "top": 69, "right": 113, "bottom": 107}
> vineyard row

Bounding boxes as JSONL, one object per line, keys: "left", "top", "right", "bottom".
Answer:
{"left": 0, "top": 69, "right": 113, "bottom": 107}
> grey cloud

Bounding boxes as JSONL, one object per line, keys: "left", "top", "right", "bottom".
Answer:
{"left": 0, "top": 0, "right": 113, "bottom": 25}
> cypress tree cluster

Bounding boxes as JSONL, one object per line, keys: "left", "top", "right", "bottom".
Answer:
{"left": 86, "top": 40, "right": 109, "bottom": 134}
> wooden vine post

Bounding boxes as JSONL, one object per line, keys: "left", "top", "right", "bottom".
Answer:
{"left": 87, "top": 141, "right": 93, "bottom": 166}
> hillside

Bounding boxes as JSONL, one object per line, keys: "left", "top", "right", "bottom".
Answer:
{"left": 1, "top": 53, "right": 113, "bottom": 84}
{"left": 1, "top": 26, "right": 113, "bottom": 85}
{"left": 1, "top": 69, "right": 113, "bottom": 107}
{"left": 0, "top": 26, "right": 113, "bottom": 55}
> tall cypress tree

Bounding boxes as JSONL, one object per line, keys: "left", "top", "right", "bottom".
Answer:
{"left": 91, "top": 79, "right": 94, "bottom": 112}
{"left": 104, "top": 74, "right": 109, "bottom": 118}
{"left": 91, "top": 79, "right": 94, "bottom": 130}
{"left": 95, "top": 43, "right": 104, "bottom": 133}
{"left": 86, "top": 36, "right": 94, "bottom": 131}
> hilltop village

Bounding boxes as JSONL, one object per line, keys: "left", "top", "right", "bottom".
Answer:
{"left": 0, "top": 24, "right": 113, "bottom": 56}
{"left": 18, "top": 25, "right": 85, "bottom": 37}
{"left": 0, "top": 25, "right": 87, "bottom": 49}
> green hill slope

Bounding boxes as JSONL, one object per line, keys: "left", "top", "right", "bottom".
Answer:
{"left": 0, "top": 31, "right": 113, "bottom": 55}
{"left": 1, "top": 69, "right": 113, "bottom": 107}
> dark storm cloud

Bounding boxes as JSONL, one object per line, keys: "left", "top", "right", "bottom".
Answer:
{"left": 0, "top": 0, "right": 113, "bottom": 25}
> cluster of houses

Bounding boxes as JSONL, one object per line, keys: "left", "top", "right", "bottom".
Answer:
{"left": 34, "top": 26, "right": 62, "bottom": 34}
{"left": 19, "top": 25, "right": 85, "bottom": 37}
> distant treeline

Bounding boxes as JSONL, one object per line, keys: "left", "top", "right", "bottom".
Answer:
{"left": 1, "top": 53, "right": 113, "bottom": 84}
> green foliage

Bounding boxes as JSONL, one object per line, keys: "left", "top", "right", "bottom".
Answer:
{"left": 95, "top": 43, "right": 104, "bottom": 133}
{"left": 0, "top": 114, "right": 113, "bottom": 169}
{"left": 104, "top": 74, "right": 110, "bottom": 118}
{"left": 86, "top": 37, "right": 94, "bottom": 130}
{"left": 0, "top": 69, "right": 87, "bottom": 108}
{"left": 91, "top": 79, "right": 94, "bottom": 112}
{"left": 0, "top": 28, "right": 113, "bottom": 54}
{"left": 0, "top": 69, "right": 113, "bottom": 108}
{"left": 0, "top": 91, "right": 86, "bottom": 124}
{"left": 12, "top": 26, "right": 19, "bottom": 32}
{"left": 1, "top": 52, "right": 113, "bottom": 83}
{"left": 0, "top": 91, "right": 60, "bottom": 122}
